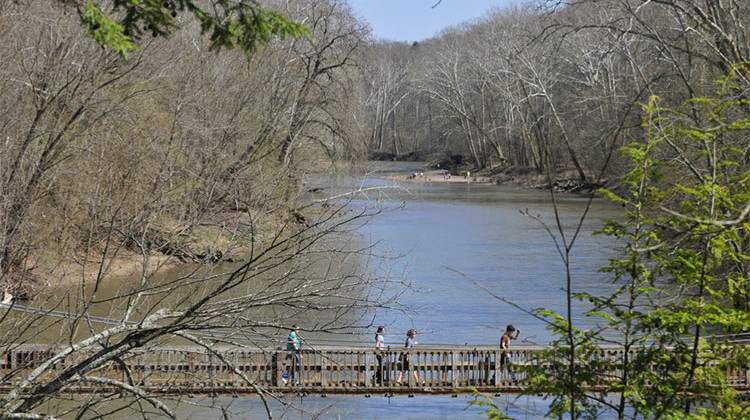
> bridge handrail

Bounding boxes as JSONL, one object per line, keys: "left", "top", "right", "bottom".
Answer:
{"left": 2, "top": 343, "right": 681, "bottom": 352}
{"left": 1, "top": 343, "right": 747, "bottom": 394}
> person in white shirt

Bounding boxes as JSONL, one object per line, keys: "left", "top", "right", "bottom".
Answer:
{"left": 374, "top": 326, "right": 386, "bottom": 385}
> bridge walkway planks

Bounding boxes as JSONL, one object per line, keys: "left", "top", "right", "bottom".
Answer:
{"left": 1, "top": 344, "right": 749, "bottom": 395}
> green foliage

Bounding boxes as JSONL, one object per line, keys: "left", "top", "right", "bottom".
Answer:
{"left": 75, "top": 0, "right": 309, "bottom": 56}
{"left": 82, "top": 3, "right": 139, "bottom": 57}
{"left": 515, "top": 66, "right": 750, "bottom": 419}
{"left": 523, "top": 330, "right": 604, "bottom": 419}
{"left": 606, "top": 66, "right": 750, "bottom": 416}
{"left": 464, "top": 388, "right": 513, "bottom": 420}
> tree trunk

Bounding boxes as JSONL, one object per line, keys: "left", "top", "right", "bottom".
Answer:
{"left": 390, "top": 110, "right": 400, "bottom": 156}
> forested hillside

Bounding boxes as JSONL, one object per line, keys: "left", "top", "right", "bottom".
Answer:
{"left": 4, "top": 0, "right": 748, "bottom": 291}
{"left": 1, "top": 0, "right": 371, "bottom": 293}
{"left": 0, "top": 2, "right": 400, "bottom": 417}
{"left": 360, "top": 1, "right": 750, "bottom": 180}
{"left": 0, "top": 1, "right": 749, "bottom": 417}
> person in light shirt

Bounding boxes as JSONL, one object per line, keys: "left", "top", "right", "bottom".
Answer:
{"left": 374, "top": 326, "right": 386, "bottom": 385}
{"left": 396, "top": 329, "right": 419, "bottom": 385}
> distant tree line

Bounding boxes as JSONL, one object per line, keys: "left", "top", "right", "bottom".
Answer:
{"left": 358, "top": 0, "right": 750, "bottom": 181}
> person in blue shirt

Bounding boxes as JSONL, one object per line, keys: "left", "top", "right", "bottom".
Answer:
{"left": 284, "top": 326, "right": 301, "bottom": 385}
{"left": 287, "top": 326, "right": 301, "bottom": 351}
{"left": 396, "top": 329, "right": 420, "bottom": 385}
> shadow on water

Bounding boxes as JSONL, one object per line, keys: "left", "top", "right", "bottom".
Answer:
{"left": 28, "top": 161, "right": 624, "bottom": 419}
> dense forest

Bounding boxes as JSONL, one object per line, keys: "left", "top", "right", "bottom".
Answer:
{"left": 361, "top": 1, "right": 750, "bottom": 180}
{"left": 2, "top": 0, "right": 749, "bottom": 289}
{"left": 1, "top": 0, "right": 372, "bottom": 291}
{"left": 0, "top": 0, "right": 749, "bottom": 418}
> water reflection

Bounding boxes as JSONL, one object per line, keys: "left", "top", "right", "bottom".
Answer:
{"left": 317, "top": 162, "right": 622, "bottom": 348}
{"left": 29, "top": 161, "right": 625, "bottom": 419}
{"left": 43, "top": 394, "right": 553, "bottom": 419}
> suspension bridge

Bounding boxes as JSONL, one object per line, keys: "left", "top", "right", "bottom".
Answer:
{"left": 1, "top": 300, "right": 750, "bottom": 396}
{"left": 2, "top": 343, "right": 750, "bottom": 396}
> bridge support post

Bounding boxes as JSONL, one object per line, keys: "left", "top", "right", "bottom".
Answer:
{"left": 408, "top": 349, "right": 414, "bottom": 388}
{"left": 209, "top": 350, "right": 215, "bottom": 391}
{"left": 451, "top": 352, "right": 458, "bottom": 388}
{"left": 494, "top": 351, "right": 499, "bottom": 387}
{"left": 321, "top": 351, "right": 327, "bottom": 388}
{"left": 364, "top": 351, "right": 370, "bottom": 388}
{"left": 271, "top": 352, "right": 280, "bottom": 387}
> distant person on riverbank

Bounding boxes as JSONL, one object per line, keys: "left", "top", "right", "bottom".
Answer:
{"left": 396, "top": 329, "right": 420, "bottom": 385}
{"left": 375, "top": 326, "right": 386, "bottom": 385}
{"left": 501, "top": 324, "right": 520, "bottom": 382}
{"left": 284, "top": 325, "right": 302, "bottom": 385}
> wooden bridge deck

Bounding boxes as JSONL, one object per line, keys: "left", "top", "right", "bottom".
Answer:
{"left": 2, "top": 344, "right": 749, "bottom": 395}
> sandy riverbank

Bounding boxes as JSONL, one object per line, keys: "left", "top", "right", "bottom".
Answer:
{"left": 379, "top": 165, "right": 606, "bottom": 193}
{"left": 37, "top": 251, "right": 180, "bottom": 289}
{"left": 381, "top": 169, "right": 491, "bottom": 184}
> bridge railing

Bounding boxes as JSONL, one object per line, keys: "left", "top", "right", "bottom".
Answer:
{"left": 1, "top": 344, "right": 748, "bottom": 393}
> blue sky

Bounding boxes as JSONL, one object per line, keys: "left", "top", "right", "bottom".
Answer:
{"left": 347, "top": 0, "right": 520, "bottom": 43}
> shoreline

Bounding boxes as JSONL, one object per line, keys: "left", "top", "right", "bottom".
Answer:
{"left": 380, "top": 169, "right": 491, "bottom": 184}
{"left": 23, "top": 165, "right": 601, "bottom": 293}
{"left": 376, "top": 165, "right": 607, "bottom": 193}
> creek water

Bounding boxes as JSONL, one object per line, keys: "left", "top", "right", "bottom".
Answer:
{"left": 32, "top": 162, "right": 625, "bottom": 419}
{"left": 340, "top": 162, "right": 623, "bottom": 347}
{"left": 191, "top": 162, "right": 624, "bottom": 419}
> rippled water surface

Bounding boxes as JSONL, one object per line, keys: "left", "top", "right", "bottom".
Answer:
{"left": 209, "top": 162, "right": 623, "bottom": 419}
{"left": 133, "top": 162, "right": 624, "bottom": 419}
{"left": 344, "top": 163, "right": 622, "bottom": 347}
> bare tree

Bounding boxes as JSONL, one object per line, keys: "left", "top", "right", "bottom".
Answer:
{"left": 0, "top": 2, "right": 404, "bottom": 418}
{"left": 0, "top": 188, "right": 404, "bottom": 419}
{"left": 0, "top": 2, "right": 146, "bottom": 290}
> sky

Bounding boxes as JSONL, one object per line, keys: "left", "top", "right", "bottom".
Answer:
{"left": 347, "top": 0, "right": 519, "bottom": 43}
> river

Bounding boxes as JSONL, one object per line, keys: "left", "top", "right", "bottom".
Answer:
{"left": 336, "top": 162, "right": 622, "bottom": 347}
{"left": 38, "top": 162, "right": 624, "bottom": 419}
{"left": 211, "top": 162, "right": 623, "bottom": 419}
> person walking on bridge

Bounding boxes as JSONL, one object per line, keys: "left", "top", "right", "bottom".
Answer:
{"left": 501, "top": 324, "right": 520, "bottom": 383}
{"left": 284, "top": 325, "right": 302, "bottom": 385}
{"left": 396, "top": 329, "right": 420, "bottom": 385}
{"left": 374, "top": 326, "right": 387, "bottom": 385}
